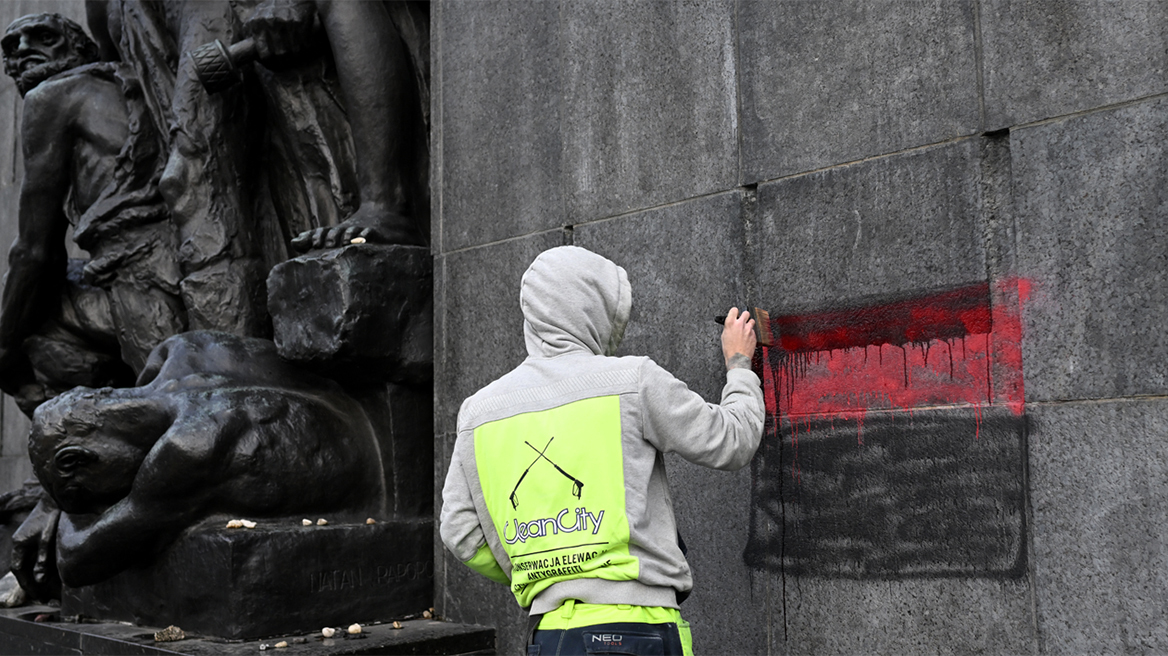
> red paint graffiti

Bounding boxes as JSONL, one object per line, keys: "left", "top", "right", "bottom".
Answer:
{"left": 757, "top": 279, "right": 1028, "bottom": 443}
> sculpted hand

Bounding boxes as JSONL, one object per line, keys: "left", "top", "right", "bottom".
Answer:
{"left": 721, "top": 307, "right": 757, "bottom": 371}
{"left": 11, "top": 497, "right": 61, "bottom": 601}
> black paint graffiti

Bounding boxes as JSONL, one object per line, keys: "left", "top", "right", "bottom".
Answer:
{"left": 745, "top": 408, "right": 1028, "bottom": 579}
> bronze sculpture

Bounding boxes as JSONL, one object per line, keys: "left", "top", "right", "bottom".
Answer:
{"left": 84, "top": 0, "right": 269, "bottom": 336}
{"left": 237, "top": 0, "right": 428, "bottom": 251}
{"left": 0, "top": 3, "right": 433, "bottom": 633}
{"left": 29, "top": 331, "right": 385, "bottom": 589}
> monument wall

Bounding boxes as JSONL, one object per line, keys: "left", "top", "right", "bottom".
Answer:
{"left": 431, "top": 1, "right": 1168, "bottom": 654}
{"left": 0, "top": 0, "right": 1159, "bottom": 653}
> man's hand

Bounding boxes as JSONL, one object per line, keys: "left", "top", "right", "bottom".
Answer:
{"left": 722, "top": 307, "right": 757, "bottom": 371}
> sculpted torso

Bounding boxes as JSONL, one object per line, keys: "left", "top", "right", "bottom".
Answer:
{"left": 33, "top": 73, "right": 131, "bottom": 211}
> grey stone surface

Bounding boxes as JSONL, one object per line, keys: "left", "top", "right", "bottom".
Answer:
{"left": 752, "top": 139, "right": 988, "bottom": 315}
{"left": 0, "top": 458, "right": 31, "bottom": 493}
{"left": 981, "top": 0, "right": 1168, "bottom": 130}
{"left": 1013, "top": 98, "right": 1168, "bottom": 403}
{"left": 749, "top": 404, "right": 1034, "bottom": 654}
{"left": 1028, "top": 398, "right": 1168, "bottom": 654}
{"left": 429, "top": 0, "right": 1168, "bottom": 652}
{"left": 430, "top": 0, "right": 443, "bottom": 251}
{"left": 574, "top": 191, "right": 745, "bottom": 401}
{"left": 778, "top": 576, "right": 1036, "bottom": 654}
{"left": 666, "top": 456, "right": 766, "bottom": 656}
{"left": 438, "top": 548, "right": 528, "bottom": 655}
{"left": 434, "top": 429, "right": 453, "bottom": 596}
{"left": 433, "top": 230, "right": 564, "bottom": 437}
{"left": 738, "top": 0, "right": 980, "bottom": 183}
{"left": 0, "top": 397, "right": 28, "bottom": 459}
{"left": 438, "top": 0, "right": 565, "bottom": 252}
{"left": 561, "top": 0, "right": 738, "bottom": 222}
{"left": 0, "top": 86, "right": 17, "bottom": 188}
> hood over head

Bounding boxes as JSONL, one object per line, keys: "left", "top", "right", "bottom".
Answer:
{"left": 521, "top": 246, "right": 632, "bottom": 358}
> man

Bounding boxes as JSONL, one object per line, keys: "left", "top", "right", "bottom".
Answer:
{"left": 441, "top": 246, "right": 764, "bottom": 655}
{"left": 0, "top": 13, "right": 186, "bottom": 415}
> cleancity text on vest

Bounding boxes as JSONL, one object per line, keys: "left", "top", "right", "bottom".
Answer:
{"left": 503, "top": 506, "right": 605, "bottom": 544}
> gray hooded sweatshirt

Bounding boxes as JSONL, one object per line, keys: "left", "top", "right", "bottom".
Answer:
{"left": 440, "top": 246, "right": 764, "bottom": 615}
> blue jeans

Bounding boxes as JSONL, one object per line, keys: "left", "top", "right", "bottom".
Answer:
{"left": 528, "top": 622, "right": 686, "bottom": 655}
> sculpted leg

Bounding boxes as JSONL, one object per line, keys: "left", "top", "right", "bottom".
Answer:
{"left": 290, "top": 0, "right": 422, "bottom": 251}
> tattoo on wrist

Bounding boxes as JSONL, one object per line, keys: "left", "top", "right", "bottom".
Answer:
{"left": 726, "top": 354, "right": 752, "bottom": 370}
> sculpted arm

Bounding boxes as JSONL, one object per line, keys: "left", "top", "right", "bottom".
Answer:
{"left": 55, "top": 415, "right": 214, "bottom": 587}
{"left": 0, "top": 88, "right": 72, "bottom": 392}
{"left": 56, "top": 497, "right": 174, "bottom": 587}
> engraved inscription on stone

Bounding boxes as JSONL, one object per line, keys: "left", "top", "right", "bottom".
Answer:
{"left": 310, "top": 561, "right": 434, "bottom": 593}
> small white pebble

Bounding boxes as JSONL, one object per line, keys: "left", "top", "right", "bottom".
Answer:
{"left": 347, "top": 623, "right": 362, "bottom": 634}
{"left": 321, "top": 627, "right": 336, "bottom": 638}
{"left": 241, "top": 519, "right": 257, "bottom": 529}
{"left": 274, "top": 641, "right": 288, "bottom": 649}
{"left": 392, "top": 621, "right": 402, "bottom": 630}
{"left": 302, "top": 519, "right": 312, "bottom": 526}
{"left": 423, "top": 610, "right": 432, "bottom": 619}
{"left": 350, "top": 237, "right": 367, "bottom": 244}
{"left": 226, "top": 519, "right": 243, "bottom": 529}
{"left": 366, "top": 518, "right": 376, "bottom": 525}
{"left": 317, "top": 518, "right": 328, "bottom": 526}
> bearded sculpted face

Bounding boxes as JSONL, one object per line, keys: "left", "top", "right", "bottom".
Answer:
{"left": 1, "top": 14, "right": 99, "bottom": 96}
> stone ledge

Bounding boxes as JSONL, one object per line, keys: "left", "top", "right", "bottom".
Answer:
{"left": 0, "top": 604, "right": 495, "bottom": 655}
{"left": 62, "top": 518, "right": 435, "bottom": 641}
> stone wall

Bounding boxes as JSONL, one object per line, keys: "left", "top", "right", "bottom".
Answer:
{"left": 431, "top": 1, "right": 1168, "bottom": 654}
{"left": 0, "top": 1, "right": 1161, "bottom": 653}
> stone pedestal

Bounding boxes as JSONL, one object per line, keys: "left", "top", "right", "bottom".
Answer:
{"left": 267, "top": 244, "right": 432, "bottom": 386}
{"left": 62, "top": 518, "right": 433, "bottom": 641}
{"left": 0, "top": 604, "right": 493, "bottom": 655}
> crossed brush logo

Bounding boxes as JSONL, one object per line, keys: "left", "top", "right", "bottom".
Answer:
{"left": 509, "top": 436, "right": 584, "bottom": 509}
